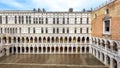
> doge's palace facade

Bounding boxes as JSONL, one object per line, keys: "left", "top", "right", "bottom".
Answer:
{"left": 0, "top": 8, "right": 91, "bottom": 56}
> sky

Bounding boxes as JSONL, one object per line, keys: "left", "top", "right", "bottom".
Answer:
{"left": 0, "top": 0, "right": 109, "bottom": 11}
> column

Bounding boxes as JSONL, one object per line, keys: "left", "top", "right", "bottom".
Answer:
{"left": 6, "top": 48, "right": 10, "bottom": 56}
{"left": 110, "top": 58, "right": 113, "bottom": 68}
{"left": 104, "top": 55, "right": 107, "bottom": 65}
{"left": 80, "top": 47, "right": 82, "bottom": 53}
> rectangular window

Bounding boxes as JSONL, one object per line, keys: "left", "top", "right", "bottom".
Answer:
{"left": 46, "top": 18, "right": 48, "bottom": 24}
{"left": 29, "top": 16, "right": 31, "bottom": 24}
{"left": 67, "top": 18, "right": 69, "bottom": 24}
{"left": 75, "top": 18, "right": 77, "bottom": 24}
{"left": 41, "top": 27, "right": 43, "bottom": 33}
{"left": 53, "top": 28, "right": 55, "bottom": 33}
{"left": 6, "top": 16, "right": 8, "bottom": 24}
{"left": 80, "top": 18, "right": 82, "bottom": 24}
{"left": 53, "top": 18, "right": 55, "bottom": 24}
{"left": 0, "top": 16, "right": 2, "bottom": 24}
{"left": 46, "top": 28, "right": 48, "bottom": 33}
{"left": 103, "top": 20, "right": 110, "bottom": 35}
{"left": 74, "top": 28, "right": 76, "bottom": 33}
{"left": 15, "top": 16, "right": 17, "bottom": 24}
{"left": 67, "top": 28, "right": 69, "bottom": 33}
{"left": 63, "top": 18, "right": 65, "bottom": 24}
{"left": 87, "top": 18, "right": 89, "bottom": 24}
{"left": 57, "top": 18, "right": 59, "bottom": 24}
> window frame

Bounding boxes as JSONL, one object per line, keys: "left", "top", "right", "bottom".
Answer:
{"left": 103, "top": 19, "right": 111, "bottom": 35}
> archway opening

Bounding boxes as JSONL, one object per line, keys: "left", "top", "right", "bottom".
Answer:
{"left": 78, "top": 47, "right": 80, "bottom": 52}
{"left": 43, "top": 47, "right": 46, "bottom": 52}
{"left": 113, "top": 42, "right": 118, "bottom": 52}
{"left": 69, "top": 47, "right": 72, "bottom": 52}
{"left": 69, "top": 37, "right": 72, "bottom": 43}
{"left": 30, "top": 37, "right": 33, "bottom": 43}
{"left": 47, "top": 37, "right": 50, "bottom": 43}
{"left": 82, "top": 47, "right": 84, "bottom": 53}
{"left": 113, "top": 59, "right": 117, "bottom": 68}
{"left": 65, "top": 47, "right": 67, "bottom": 52}
{"left": 64, "top": 37, "right": 67, "bottom": 43}
{"left": 86, "top": 37, "right": 89, "bottom": 43}
{"left": 73, "top": 37, "right": 76, "bottom": 43}
{"left": 77, "top": 37, "right": 80, "bottom": 43}
{"left": 82, "top": 37, "right": 85, "bottom": 43}
{"left": 73, "top": 47, "right": 76, "bottom": 52}
{"left": 60, "top": 37, "right": 63, "bottom": 43}
{"left": 34, "top": 37, "right": 37, "bottom": 43}
{"left": 86, "top": 47, "right": 89, "bottom": 53}
{"left": 56, "top": 37, "right": 59, "bottom": 43}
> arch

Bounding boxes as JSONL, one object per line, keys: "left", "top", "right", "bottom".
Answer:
{"left": 56, "top": 46, "right": 59, "bottom": 52}
{"left": 47, "top": 47, "right": 50, "bottom": 52}
{"left": 102, "top": 40, "right": 105, "bottom": 47}
{"left": 106, "top": 55, "right": 110, "bottom": 65}
{"left": 106, "top": 40, "right": 111, "bottom": 49}
{"left": 30, "top": 47, "right": 33, "bottom": 53}
{"left": 22, "top": 47, "right": 24, "bottom": 53}
{"left": 30, "top": 37, "right": 33, "bottom": 43}
{"left": 69, "top": 37, "right": 72, "bottom": 43}
{"left": 113, "top": 42, "right": 118, "bottom": 51}
{"left": 47, "top": 37, "right": 50, "bottom": 43}
{"left": 8, "top": 37, "right": 11, "bottom": 43}
{"left": 65, "top": 46, "right": 67, "bottom": 52}
{"left": 39, "top": 47, "right": 41, "bottom": 52}
{"left": 43, "top": 37, "right": 46, "bottom": 43}
{"left": 2, "top": 37, "right": 7, "bottom": 43}
{"left": 82, "top": 37, "right": 85, "bottom": 43}
{"left": 82, "top": 47, "right": 85, "bottom": 53}
{"left": 64, "top": 37, "right": 67, "bottom": 43}
{"left": 86, "top": 47, "right": 89, "bottom": 53}
{"left": 26, "top": 37, "right": 29, "bottom": 43}
{"left": 51, "top": 37, "right": 54, "bottom": 43}
{"left": 60, "top": 37, "right": 63, "bottom": 43}
{"left": 18, "top": 37, "right": 20, "bottom": 43}
{"left": 69, "top": 47, "right": 72, "bottom": 52}
{"left": 102, "top": 53, "right": 104, "bottom": 61}
{"left": 98, "top": 51, "right": 100, "bottom": 59}
{"left": 86, "top": 37, "right": 89, "bottom": 43}
{"left": 51, "top": 47, "right": 54, "bottom": 52}
{"left": 34, "top": 47, "right": 37, "bottom": 53}
{"left": 13, "top": 37, "right": 16, "bottom": 43}
{"left": 34, "top": 37, "right": 37, "bottom": 43}
{"left": 18, "top": 46, "right": 20, "bottom": 53}
{"left": 77, "top": 37, "right": 80, "bottom": 43}
{"left": 73, "top": 47, "right": 76, "bottom": 52}
{"left": 22, "top": 37, "right": 24, "bottom": 43}
{"left": 56, "top": 37, "right": 59, "bottom": 43}
{"left": 98, "top": 39, "right": 100, "bottom": 45}
{"left": 113, "top": 59, "right": 117, "bottom": 68}
{"left": 73, "top": 37, "right": 76, "bottom": 43}
{"left": 60, "top": 46, "right": 63, "bottom": 52}
{"left": 26, "top": 47, "right": 29, "bottom": 53}
{"left": 13, "top": 46, "right": 16, "bottom": 54}
{"left": 43, "top": 47, "right": 46, "bottom": 52}
{"left": 39, "top": 37, "right": 41, "bottom": 43}
{"left": 9, "top": 47, "right": 12, "bottom": 54}
{"left": 78, "top": 47, "right": 80, "bottom": 52}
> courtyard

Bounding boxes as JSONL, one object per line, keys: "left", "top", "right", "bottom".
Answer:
{"left": 0, "top": 54, "right": 108, "bottom": 68}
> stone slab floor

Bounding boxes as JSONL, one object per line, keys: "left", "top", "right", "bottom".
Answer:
{"left": 0, "top": 54, "right": 108, "bottom": 68}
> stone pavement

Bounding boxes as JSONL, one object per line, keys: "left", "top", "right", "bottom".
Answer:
{"left": 0, "top": 54, "right": 108, "bottom": 68}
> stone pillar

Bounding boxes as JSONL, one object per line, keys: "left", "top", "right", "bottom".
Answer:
{"left": 80, "top": 47, "right": 82, "bottom": 53}
{"left": 16, "top": 47, "right": 18, "bottom": 54}
{"left": 117, "top": 61, "right": 120, "bottom": 68}
{"left": 117, "top": 46, "right": 120, "bottom": 56}
{"left": 110, "top": 58, "right": 113, "bottom": 68}
{"left": 104, "top": 55, "right": 107, "bottom": 65}
{"left": 6, "top": 48, "right": 10, "bottom": 56}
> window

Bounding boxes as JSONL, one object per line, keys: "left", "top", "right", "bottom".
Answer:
{"left": 46, "top": 28, "right": 48, "bottom": 33}
{"left": 105, "top": 9, "right": 109, "bottom": 14}
{"left": 53, "top": 18, "right": 55, "bottom": 24}
{"left": 28, "top": 27, "right": 30, "bottom": 33}
{"left": 26, "top": 16, "right": 28, "bottom": 24}
{"left": 87, "top": 18, "right": 89, "bottom": 24}
{"left": 63, "top": 28, "right": 65, "bottom": 33}
{"left": 15, "top": 16, "right": 17, "bottom": 24}
{"left": 41, "top": 27, "right": 43, "bottom": 33}
{"left": 57, "top": 18, "right": 59, "bottom": 24}
{"left": 57, "top": 28, "right": 59, "bottom": 33}
{"left": 75, "top": 18, "right": 77, "bottom": 24}
{"left": 74, "top": 28, "right": 77, "bottom": 33}
{"left": 46, "top": 18, "right": 48, "bottom": 24}
{"left": 67, "top": 28, "right": 69, "bottom": 33}
{"left": 29, "top": 16, "right": 31, "bottom": 24}
{"left": 80, "top": 18, "right": 82, "bottom": 24}
{"left": 6, "top": 16, "right": 8, "bottom": 24}
{"left": 103, "top": 20, "right": 110, "bottom": 34}
{"left": 80, "top": 28, "right": 82, "bottom": 33}
{"left": 22, "top": 16, "right": 24, "bottom": 24}
{"left": 19, "top": 28, "right": 21, "bottom": 34}
{"left": 86, "top": 28, "right": 89, "bottom": 33}
{"left": 63, "top": 18, "right": 65, "bottom": 24}
{"left": 67, "top": 18, "right": 69, "bottom": 24}
{"left": 0, "top": 16, "right": 2, "bottom": 24}
{"left": 33, "top": 27, "right": 35, "bottom": 33}
{"left": 53, "top": 28, "right": 55, "bottom": 33}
